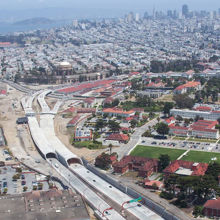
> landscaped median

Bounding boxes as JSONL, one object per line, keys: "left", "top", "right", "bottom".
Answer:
{"left": 130, "top": 145, "right": 220, "bottom": 163}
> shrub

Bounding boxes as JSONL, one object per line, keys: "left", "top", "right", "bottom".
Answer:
{"left": 160, "top": 191, "right": 174, "bottom": 200}
{"left": 193, "top": 206, "right": 204, "bottom": 218}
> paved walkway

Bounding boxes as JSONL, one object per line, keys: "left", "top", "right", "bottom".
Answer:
{"left": 177, "top": 149, "right": 190, "bottom": 160}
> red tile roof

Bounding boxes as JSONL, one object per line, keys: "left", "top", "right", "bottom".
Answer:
{"left": 195, "top": 106, "right": 212, "bottom": 112}
{"left": 106, "top": 133, "right": 129, "bottom": 142}
{"left": 103, "top": 107, "right": 135, "bottom": 115}
{"left": 204, "top": 198, "right": 220, "bottom": 210}
{"left": 57, "top": 80, "right": 115, "bottom": 94}
{"left": 163, "top": 160, "right": 208, "bottom": 176}
{"left": 175, "top": 81, "right": 200, "bottom": 91}
{"left": 0, "top": 90, "right": 6, "bottom": 95}
{"left": 67, "top": 115, "right": 80, "bottom": 125}
{"left": 113, "top": 155, "right": 158, "bottom": 170}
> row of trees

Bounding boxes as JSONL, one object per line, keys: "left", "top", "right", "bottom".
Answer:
{"left": 95, "top": 119, "right": 121, "bottom": 132}
{"left": 150, "top": 59, "right": 198, "bottom": 73}
{"left": 163, "top": 162, "right": 220, "bottom": 208}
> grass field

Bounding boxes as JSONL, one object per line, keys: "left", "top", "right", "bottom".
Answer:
{"left": 181, "top": 150, "right": 220, "bottom": 163}
{"left": 130, "top": 145, "right": 186, "bottom": 161}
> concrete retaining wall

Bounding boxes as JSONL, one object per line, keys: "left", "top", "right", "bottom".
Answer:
{"left": 82, "top": 157, "right": 180, "bottom": 220}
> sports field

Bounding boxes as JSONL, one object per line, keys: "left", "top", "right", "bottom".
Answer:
{"left": 130, "top": 145, "right": 186, "bottom": 161}
{"left": 181, "top": 150, "right": 220, "bottom": 163}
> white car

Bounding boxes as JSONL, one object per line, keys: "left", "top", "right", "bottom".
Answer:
{"left": 55, "top": 163, "right": 59, "bottom": 168}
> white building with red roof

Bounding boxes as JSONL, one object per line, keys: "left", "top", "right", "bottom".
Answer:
{"left": 102, "top": 108, "right": 135, "bottom": 118}
{"left": 174, "top": 81, "right": 201, "bottom": 94}
{"left": 169, "top": 120, "right": 219, "bottom": 139}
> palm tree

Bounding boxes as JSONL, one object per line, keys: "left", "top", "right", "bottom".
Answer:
{"left": 109, "top": 144, "right": 113, "bottom": 154}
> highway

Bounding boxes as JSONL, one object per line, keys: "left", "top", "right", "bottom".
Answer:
{"left": 36, "top": 90, "right": 163, "bottom": 220}
{"left": 49, "top": 158, "right": 125, "bottom": 220}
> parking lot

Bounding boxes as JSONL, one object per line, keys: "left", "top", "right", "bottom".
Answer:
{"left": 0, "top": 165, "right": 49, "bottom": 195}
{"left": 140, "top": 137, "right": 220, "bottom": 153}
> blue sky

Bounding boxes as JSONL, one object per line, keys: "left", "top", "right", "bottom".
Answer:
{"left": 1, "top": 0, "right": 219, "bottom": 11}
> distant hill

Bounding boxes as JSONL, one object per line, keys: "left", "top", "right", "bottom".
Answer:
{"left": 13, "top": 17, "right": 54, "bottom": 26}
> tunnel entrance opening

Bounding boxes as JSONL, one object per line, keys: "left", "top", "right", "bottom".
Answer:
{"left": 46, "top": 152, "right": 57, "bottom": 159}
{"left": 67, "top": 158, "right": 82, "bottom": 165}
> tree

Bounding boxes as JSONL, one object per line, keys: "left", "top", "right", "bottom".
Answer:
{"left": 95, "top": 153, "right": 112, "bottom": 170}
{"left": 193, "top": 206, "right": 204, "bottom": 218}
{"left": 156, "top": 122, "right": 169, "bottom": 136}
{"left": 108, "top": 120, "right": 120, "bottom": 132}
{"left": 158, "top": 154, "right": 170, "bottom": 172}
{"left": 3, "top": 188, "right": 8, "bottom": 194}
{"left": 163, "top": 102, "right": 174, "bottom": 116}
{"left": 108, "top": 144, "right": 113, "bottom": 154}
{"left": 95, "top": 119, "right": 106, "bottom": 131}
{"left": 205, "top": 162, "right": 220, "bottom": 182}
{"left": 173, "top": 94, "right": 194, "bottom": 109}
{"left": 130, "top": 119, "right": 138, "bottom": 128}
{"left": 176, "top": 115, "right": 183, "bottom": 121}
{"left": 112, "top": 99, "right": 120, "bottom": 107}
{"left": 23, "top": 186, "right": 28, "bottom": 192}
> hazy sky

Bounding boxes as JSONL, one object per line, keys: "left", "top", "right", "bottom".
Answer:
{"left": 1, "top": 0, "right": 219, "bottom": 11}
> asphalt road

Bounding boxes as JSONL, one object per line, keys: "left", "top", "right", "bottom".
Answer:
{"left": 114, "top": 117, "right": 158, "bottom": 160}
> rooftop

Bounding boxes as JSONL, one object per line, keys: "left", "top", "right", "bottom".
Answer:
{"left": 0, "top": 189, "right": 90, "bottom": 220}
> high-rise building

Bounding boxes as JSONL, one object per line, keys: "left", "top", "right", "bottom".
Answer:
{"left": 144, "top": 11, "right": 148, "bottom": 19}
{"left": 135, "top": 13, "right": 140, "bottom": 22}
{"left": 167, "top": 10, "right": 172, "bottom": 18}
{"left": 182, "top": 4, "right": 189, "bottom": 18}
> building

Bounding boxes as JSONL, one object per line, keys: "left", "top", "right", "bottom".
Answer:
{"left": 174, "top": 81, "right": 201, "bottom": 94}
{"left": 113, "top": 156, "right": 158, "bottom": 177}
{"left": 66, "top": 115, "right": 80, "bottom": 128}
{"left": 77, "top": 108, "right": 96, "bottom": 114}
{"left": 74, "top": 127, "right": 92, "bottom": 141}
{"left": 84, "top": 97, "right": 96, "bottom": 108}
{"left": 106, "top": 133, "right": 129, "bottom": 143}
{"left": 204, "top": 198, "right": 220, "bottom": 217}
{"left": 182, "top": 4, "right": 189, "bottom": 18}
{"left": 163, "top": 160, "right": 208, "bottom": 177}
{"left": 164, "top": 116, "right": 175, "bottom": 125}
{"left": 144, "top": 179, "right": 163, "bottom": 190}
{"left": 0, "top": 189, "right": 90, "bottom": 220}
{"left": 169, "top": 120, "right": 219, "bottom": 139}
{"left": 102, "top": 108, "right": 135, "bottom": 118}
{"left": 170, "top": 109, "right": 220, "bottom": 121}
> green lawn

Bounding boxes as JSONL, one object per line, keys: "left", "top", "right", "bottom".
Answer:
{"left": 187, "top": 138, "right": 217, "bottom": 143}
{"left": 130, "top": 145, "right": 186, "bottom": 161}
{"left": 173, "top": 137, "right": 186, "bottom": 141}
{"left": 181, "top": 150, "right": 220, "bottom": 163}
{"left": 73, "top": 141, "right": 105, "bottom": 149}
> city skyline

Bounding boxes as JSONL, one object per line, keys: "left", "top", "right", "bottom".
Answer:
{"left": 0, "top": 0, "right": 219, "bottom": 11}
